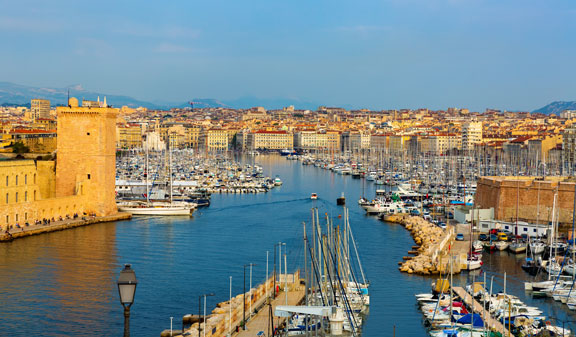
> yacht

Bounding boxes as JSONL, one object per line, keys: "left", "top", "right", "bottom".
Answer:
{"left": 117, "top": 200, "right": 196, "bottom": 216}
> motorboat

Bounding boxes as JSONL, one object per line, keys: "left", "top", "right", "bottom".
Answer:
{"left": 509, "top": 241, "right": 527, "bottom": 254}
{"left": 529, "top": 241, "right": 546, "bottom": 255}
{"left": 495, "top": 241, "right": 509, "bottom": 251}
{"left": 310, "top": 193, "right": 318, "bottom": 200}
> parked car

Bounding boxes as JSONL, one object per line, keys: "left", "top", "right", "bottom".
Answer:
{"left": 489, "top": 229, "right": 500, "bottom": 235}
{"left": 490, "top": 234, "right": 498, "bottom": 242}
{"left": 479, "top": 233, "right": 489, "bottom": 241}
{"left": 456, "top": 233, "right": 465, "bottom": 241}
{"left": 498, "top": 232, "right": 508, "bottom": 241}
{"left": 438, "top": 222, "right": 447, "bottom": 229}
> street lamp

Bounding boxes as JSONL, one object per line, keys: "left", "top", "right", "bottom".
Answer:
{"left": 243, "top": 263, "right": 257, "bottom": 330}
{"left": 198, "top": 293, "right": 215, "bottom": 337}
{"left": 117, "top": 264, "right": 138, "bottom": 337}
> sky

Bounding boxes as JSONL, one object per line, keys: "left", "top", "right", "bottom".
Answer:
{"left": 0, "top": 0, "right": 575, "bottom": 111}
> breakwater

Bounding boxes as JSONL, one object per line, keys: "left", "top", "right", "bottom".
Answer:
{"left": 398, "top": 216, "right": 456, "bottom": 275}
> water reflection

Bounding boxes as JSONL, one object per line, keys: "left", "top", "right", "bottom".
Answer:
{"left": 1, "top": 156, "right": 576, "bottom": 336}
{"left": 0, "top": 222, "right": 119, "bottom": 336}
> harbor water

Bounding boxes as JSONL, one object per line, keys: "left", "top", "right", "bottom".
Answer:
{"left": 1, "top": 155, "right": 576, "bottom": 336}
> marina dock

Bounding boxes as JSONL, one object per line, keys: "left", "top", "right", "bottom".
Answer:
{"left": 452, "top": 286, "right": 510, "bottom": 336}
{"left": 234, "top": 288, "right": 305, "bottom": 337}
{"left": 0, "top": 212, "right": 132, "bottom": 242}
{"left": 167, "top": 273, "right": 305, "bottom": 337}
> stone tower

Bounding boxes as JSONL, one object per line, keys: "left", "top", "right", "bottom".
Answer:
{"left": 55, "top": 97, "right": 118, "bottom": 216}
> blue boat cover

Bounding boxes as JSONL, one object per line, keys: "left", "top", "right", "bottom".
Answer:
{"left": 456, "top": 313, "right": 484, "bottom": 328}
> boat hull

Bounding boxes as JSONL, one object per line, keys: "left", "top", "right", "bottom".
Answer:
{"left": 118, "top": 206, "right": 192, "bottom": 215}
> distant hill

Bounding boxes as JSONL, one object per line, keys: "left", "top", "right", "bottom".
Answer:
{"left": 0, "top": 81, "right": 326, "bottom": 111}
{"left": 532, "top": 101, "right": 576, "bottom": 115}
{"left": 0, "top": 81, "right": 167, "bottom": 109}
{"left": 223, "top": 96, "right": 320, "bottom": 110}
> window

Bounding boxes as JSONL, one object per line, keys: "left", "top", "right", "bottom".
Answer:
{"left": 34, "top": 190, "right": 36, "bottom": 201}
{"left": 25, "top": 174, "right": 27, "bottom": 184}
{"left": 534, "top": 229, "right": 537, "bottom": 232}
{"left": 5, "top": 176, "right": 7, "bottom": 186}
{"left": 87, "top": 132, "right": 90, "bottom": 136}
{"left": 5, "top": 193, "right": 8, "bottom": 204}
{"left": 523, "top": 228, "right": 527, "bottom": 232}
{"left": 34, "top": 174, "right": 36, "bottom": 184}
{"left": 25, "top": 213, "right": 27, "bottom": 220}
{"left": 15, "top": 175, "right": 18, "bottom": 185}
{"left": 24, "top": 191, "right": 27, "bottom": 202}
{"left": 15, "top": 214, "right": 18, "bottom": 222}
{"left": 15, "top": 192, "right": 18, "bottom": 203}
{"left": 87, "top": 174, "right": 91, "bottom": 180}
{"left": 5, "top": 215, "right": 8, "bottom": 224}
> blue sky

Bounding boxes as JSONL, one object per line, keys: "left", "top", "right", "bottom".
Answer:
{"left": 1, "top": 0, "right": 575, "bottom": 111}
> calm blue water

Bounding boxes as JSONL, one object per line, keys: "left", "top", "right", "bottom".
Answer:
{"left": 1, "top": 155, "right": 576, "bottom": 336}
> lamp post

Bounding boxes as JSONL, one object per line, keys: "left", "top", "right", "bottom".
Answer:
{"left": 243, "top": 263, "right": 256, "bottom": 330}
{"left": 117, "top": 264, "right": 138, "bottom": 337}
{"left": 198, "top": 293, "right": 215, "bottom": 337}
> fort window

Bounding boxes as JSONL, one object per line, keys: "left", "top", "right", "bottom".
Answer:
{"left": 5, "top": 176, "right": 7, "bottom": 186}
{"left": 5, "top": 193, "right": 8, "bottom": 204}
{"left": 15, "top": 175, "right": 18, "bottom": 185}
{"left": 15, "top": 192, "right": 18, "bottom": 203}
{"left": 33, "top": 190, "right": 36, "bottom": 201}
{"left": 87, "top": 174, "right": 91, "bottom": 179}
{"left": 15, "top": 214, "right": 18, "bottom": 222}
{"left": 25, "top": 191, "right": 27, "bottom": 201}
{"left": 25, "top": 213, "right": 27, "bottom": 220}
{"left": 34, "top": 174, "right": 36, "bottom": 184}
{"left": 87, "top": 132, "right": 90, "bottom": 136}
{"left": 5, "top": 215, "right": 8, "bottom": 224}
{"left": 25, "top": 174, "right": 27, "bottom": 184}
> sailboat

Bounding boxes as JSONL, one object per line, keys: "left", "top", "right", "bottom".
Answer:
{"left": 118, "top": 141, "right": 196, "bottom": 216}
{"left": 508, "top": 179, "right": 527, "bottom": 253}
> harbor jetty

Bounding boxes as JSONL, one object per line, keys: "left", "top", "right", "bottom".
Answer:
{"left": 399, "top": 216, "right": 458, "bottom": 275}
{"left": 0, "top": 212, "right": 132, "bottom": 242}
{"left": 163, "top": 272, "right": 304, "bottom": 337}
{"left": 452, "top": 286, "right": 510, "bottom": 335}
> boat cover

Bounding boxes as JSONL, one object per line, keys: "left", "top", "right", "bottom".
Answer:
{"left": 455, "top": 313, "right": 484, "bottom": 328}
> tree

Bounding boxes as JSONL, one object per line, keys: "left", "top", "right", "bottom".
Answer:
{"left": 12, "top": 141, "right": 30, "bottom": 154}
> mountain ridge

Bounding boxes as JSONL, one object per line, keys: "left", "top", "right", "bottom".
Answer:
{"left": 532, "top": 101, "right": 576, "bottom": 115}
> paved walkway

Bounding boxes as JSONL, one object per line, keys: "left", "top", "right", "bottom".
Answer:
{"left": 234, "top": 288, "right": 305, "bottom": 337}
{"left": 0, "top": 213, "right": 131, "bottom": 242}
{"left": 453, "top": 286, "right": 510, "bottom": 336}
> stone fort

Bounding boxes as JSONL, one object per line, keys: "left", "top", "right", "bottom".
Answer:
{"left": 475, "top": 176, "right": 576, "bottom": 226}
{"left": 0, "top": 97, "right": 118, "bottom": 230}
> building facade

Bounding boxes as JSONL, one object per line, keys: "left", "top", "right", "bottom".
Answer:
{"left": 29, "top": 99, "right": 51, "bottom": 121}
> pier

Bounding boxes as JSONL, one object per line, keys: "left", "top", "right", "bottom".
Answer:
{"left": 165, "top": 272, "right": 305, "bottom": 337}
{"left": 452, "top": 286, "right": 510, "bottom": 336}
{"left": 0, "top": 212, "right": 132, "bottom": 242}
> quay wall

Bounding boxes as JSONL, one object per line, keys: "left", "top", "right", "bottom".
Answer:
{"left": 476, "top": 177, "right": 576, "bottom": 226}
{"left": 0, "top": 212, "right": 132, "bottom": 242}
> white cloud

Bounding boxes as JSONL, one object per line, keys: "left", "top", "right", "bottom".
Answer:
{"left": 0, "top": 17, "right": 63, "bottom": 32}
{"left": 115, "top": 24, "right": 200, "bottom": 40}
{"left": 153, "top": 43, "right": 195, "bottom": 54}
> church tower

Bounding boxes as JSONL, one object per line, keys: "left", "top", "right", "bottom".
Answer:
{"left": 55, "top": 97, "right": 118, "bottom": 216}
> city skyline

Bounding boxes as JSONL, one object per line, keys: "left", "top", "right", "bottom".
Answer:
{"left": 1, "top": 0, "right": 575, "bottom": 111}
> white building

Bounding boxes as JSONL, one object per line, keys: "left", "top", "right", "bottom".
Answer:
{"left": 461, "top": 122, "right": 482, "bottom": 151}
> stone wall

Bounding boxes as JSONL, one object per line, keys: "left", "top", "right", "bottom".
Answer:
{"left": 476, "top": 177, "right": 576, "bottom": 225}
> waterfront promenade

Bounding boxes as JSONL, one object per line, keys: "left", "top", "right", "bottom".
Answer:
{"left": 0, "top": 212, "right": 132, "bottom": 242}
